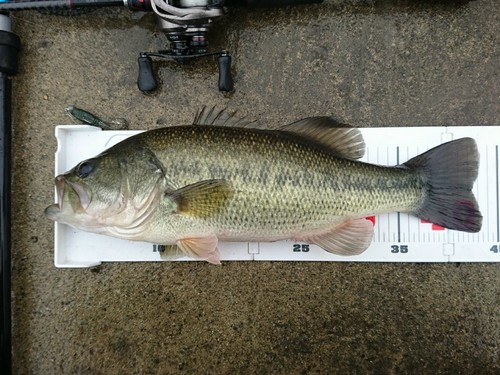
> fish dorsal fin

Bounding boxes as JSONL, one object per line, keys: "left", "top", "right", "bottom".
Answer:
{"left": 193, "top": 106, "right": 259, "bottom": 128}
{"left": 280, "top": 117, "right": 365, "bottom": 160}
{"left": 167, "top": 179, "right": 234, "bottom": 218}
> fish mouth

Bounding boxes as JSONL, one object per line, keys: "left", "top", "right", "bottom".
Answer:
{"left": 66, "top": 179, "right": 91, "bottom": 210}
{"left": 44, "top": 203, "right": 60, "bottom": 220}
{"left": 44, "top": 176, "right": 65, "bottom": 220}
{"left": 45, "top": 175, "right": 91, "bottom": 220}
{"left": 55, "top": 175, "right": 65, "bottom": 206}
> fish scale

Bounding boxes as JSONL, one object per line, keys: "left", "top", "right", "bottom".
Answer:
{"left": 125, "top": 125, "right": 424, "bottom": 237}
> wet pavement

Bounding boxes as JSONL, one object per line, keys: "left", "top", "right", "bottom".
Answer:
{"left": 8, "top": 0, "right": 500, "bottom": 373}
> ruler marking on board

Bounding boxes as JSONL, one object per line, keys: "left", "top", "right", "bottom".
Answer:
{"left": 396, "top": 146, "right": 401, "bottom": 243}
{"left": 485, "top": 145, "right": 489, "bottom": 241}
{"left": 416, "top": 145, "right": 421, "bottom": 243}
{"left": 376, "top": 147, "right": 381, "bottom": 242}
{"left": 385, "top": 147, "right": 390, "bottom": 242}
{"left": 496, "top": 145, "right": 499, "bottom": 243}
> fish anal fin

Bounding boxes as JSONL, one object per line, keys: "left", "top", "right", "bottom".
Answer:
{"left": 168, "top": 179, "right": 234, "bottom": 218}
{"left": 177, "top": 235, "right": 221, "bottom": 265}
{"left": 193, "top": 106, "right": 259, "bottom": 128}
{"left": 280, "top": 117, "right": 365, "bottom": 160}
{"left": 303, "top": 218, "right": 374, "bottom": 256}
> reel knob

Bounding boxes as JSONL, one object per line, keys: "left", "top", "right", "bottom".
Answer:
{"left": 137, "top": 54, "right": 157, "bottom": 92}
{"left": 217, "top": 52, "right": 233, "bottom": 92}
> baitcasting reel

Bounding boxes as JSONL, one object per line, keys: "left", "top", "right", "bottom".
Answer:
{"left": 0, "top": 0, "right": 323, "bottom": 92}
{"left": 135, "top": 0, "right": 232, "bottom": 92}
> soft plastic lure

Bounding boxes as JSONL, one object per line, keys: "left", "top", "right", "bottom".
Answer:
{"left": 65, "top": 105, "right": 128, "bottom": 130}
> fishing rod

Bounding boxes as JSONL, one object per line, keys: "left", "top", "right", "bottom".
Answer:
{"left": 0, "top": 11, "right": 19, "bottom": 375}
{"left": 0, "top": 0, "right": 323, "bottom": 92}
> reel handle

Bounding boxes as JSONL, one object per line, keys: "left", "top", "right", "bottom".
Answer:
{"left": 137, "top": 55, "right": 157, "bottom": 92}
{"left": 217, "top": 52, "right": 233, "bottom": 92}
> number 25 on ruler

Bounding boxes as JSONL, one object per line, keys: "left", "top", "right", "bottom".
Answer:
{"left": 293, "top": 244, "right": 310, "bottom": 252}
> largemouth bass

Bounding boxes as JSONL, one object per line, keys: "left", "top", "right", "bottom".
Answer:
{"left": 45, "top": 108, "right": 482, "bottom": 264}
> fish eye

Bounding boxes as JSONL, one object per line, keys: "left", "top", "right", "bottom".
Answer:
{"left": 77, "top": 161, "right": 94, "bottom": 178}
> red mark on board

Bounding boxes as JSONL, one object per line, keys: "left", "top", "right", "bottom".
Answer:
{"left": 420, "top": 219, "right": 445, "bottom": 231}
{"left": 431, "top": 224, "right": 445, "bottom": 231}
{"left": 365, "top": 216, "right": 376, "bottom": 226}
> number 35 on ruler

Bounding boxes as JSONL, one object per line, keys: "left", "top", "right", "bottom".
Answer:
{"left": 391, "top": 245, "right": 409, "bottom": 253}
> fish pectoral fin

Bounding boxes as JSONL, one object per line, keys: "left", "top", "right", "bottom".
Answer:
{"left": 280, "top": 117, "right": 365, "bottom": 160}
{"left": 304, "top": 218, "right": 374, "bottom": 256}
{"left": 177, "top": 235, "right": 221, "bottom": 265}
{"left": 193, "top": 106, "right": 260, "bottom": 128}
{"left": 158, "top": 245, "right": 186, "bottom": 261}
{"left": 167, "top": 179, "right": 234, "bottom": 218}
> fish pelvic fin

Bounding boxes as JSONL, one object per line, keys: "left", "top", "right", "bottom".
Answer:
{"left": 158, "top": 245, "right": 186, "bottom": 261}
{"left": 177, "top": 235, "right": 221, "bottom": 265}
{"left": 168, "top": 179, "right": 234, "bottom": 218}
{"left": 302, "top": 218, "right": 374, "bottom": 256}
{"left": 404, "top": 137, "right": 482, "bottom": 233}
{"left": 280, "top": 117, "right": 365, "bottom": 160}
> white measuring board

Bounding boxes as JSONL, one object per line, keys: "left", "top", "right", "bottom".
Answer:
{"left": 51, "top": 125, "right": 500, "bottom": 267}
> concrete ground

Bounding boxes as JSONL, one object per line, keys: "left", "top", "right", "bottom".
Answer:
{"left": 8, "top": 0, "right": 499, "bottom": 373}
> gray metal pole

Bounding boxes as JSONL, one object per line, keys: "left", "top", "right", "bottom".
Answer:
{"left": 0, "top": 12, "right": 19, "bottom": 375}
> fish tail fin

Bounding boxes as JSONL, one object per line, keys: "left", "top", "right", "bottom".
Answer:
{"left": 403, "top": 137, "right": 482, "bottom": 232}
